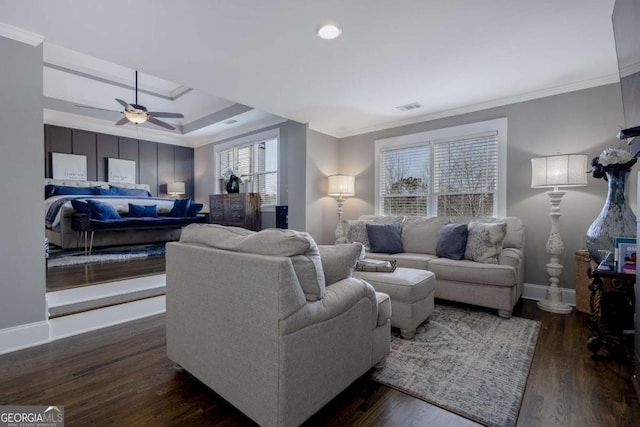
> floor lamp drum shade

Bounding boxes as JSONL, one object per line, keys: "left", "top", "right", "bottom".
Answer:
{"left": 328, "top": 175, "right": 355, "bottom": 197}
{"left": 531, "top": 154, "right": 588, "bottom": 189}
{"left": 167, "top": 182, "right": 186, "bottom": 195}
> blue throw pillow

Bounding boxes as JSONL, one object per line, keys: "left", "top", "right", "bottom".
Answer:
{"left": 45, "top": 185, "right": 97, "bottom": 199}
{"left": 109, "top": 185, "right": 152, "bottom": 197}
{"left": 128, "top": 203, "right": 158, "bottom": 217}
{"left": 187, "top": 202, "right": 204, "bottom": 217}
{"left": 86, "top": 199, "right": 121, "bottom": 220}
{"left": 94, "top": 186, "right": 111, "bottom": 195}
{"left": 169, "top": 198, "right": 191, "bottom": 217}
{"left": 436, "top": 223, "right": 469, "bottom": 260}
{"left": 366, "top": 223, "right": 404, "bottom": 254}
{"left": 70, "top": 199, "right": 93, "bottom": 216}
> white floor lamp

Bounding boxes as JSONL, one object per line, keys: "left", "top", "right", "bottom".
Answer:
{"left": 531, "top": 154, "right": 588, "bottom": 314}
{"left": 328, "top": 174, "right": 355, "bottom": 240}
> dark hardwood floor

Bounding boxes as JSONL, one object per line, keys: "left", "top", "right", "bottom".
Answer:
{"left": 46, "top": 255, "right": 166, "bottom": 291}
{"left": 14, "top": 258, "right": 640, "bottom": 425}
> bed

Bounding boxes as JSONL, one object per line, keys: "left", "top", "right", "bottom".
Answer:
{"left": 44, "top": 179, "right": 205, "bottom": 249}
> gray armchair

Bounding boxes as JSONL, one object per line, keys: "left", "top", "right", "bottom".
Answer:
{"left": 166, "top": 225, "right": 390, "bottom": 427}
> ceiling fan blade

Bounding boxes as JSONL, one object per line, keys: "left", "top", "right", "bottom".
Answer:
{"left": 148, "top": 112, "right": 184, "bottom": 118}
{"left": 75, "top": 104, "right": 122, "bottom": 113}
{"left": 115, "top": 117, "right": 130, "bottom": 126}
{"left": 115, "top": 98, "right": 134, "bottom": 111}
{"left": 147, "top": 116, "right": 176, "bottom": 130}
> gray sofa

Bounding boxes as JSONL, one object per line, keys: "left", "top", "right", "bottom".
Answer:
{"left": 339, "top": 215, "right": 525, "bottom": 318}
{"left": 166, "top": 224, "right": 391, "bottom": 427}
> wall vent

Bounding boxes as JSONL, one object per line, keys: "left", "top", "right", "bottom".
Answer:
{"left": 396, "top": 102, "right": 422, "bottom": 112}
{"left": 223, "top": 119, "right": 239, "bottom": 125}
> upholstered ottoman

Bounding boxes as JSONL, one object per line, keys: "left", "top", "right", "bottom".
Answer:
{"left": 354, "top": 267, "right": 435, "bottom": 339}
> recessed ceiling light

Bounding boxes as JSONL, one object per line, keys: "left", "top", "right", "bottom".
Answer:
{"left": 316, "top": 24, "right": 342, "bottom": 40}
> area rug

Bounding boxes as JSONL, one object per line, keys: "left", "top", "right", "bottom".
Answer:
{"left": 48, "top": 243, "right": 166, "bottom": 268}
{"left": 371, "top": 304, "right": 540, "bottom": 427}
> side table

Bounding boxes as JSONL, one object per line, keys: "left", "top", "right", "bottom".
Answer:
{"left": 587, "top": 267, "right": 635, "bottom": 360}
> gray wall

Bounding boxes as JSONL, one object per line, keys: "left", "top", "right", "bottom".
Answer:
{"left": 339, "top": 84, "right": 629, "bottom": 289}
{"left": 0, "top": 37, "right": 46, "bottom": 329}
{"left": 44, "top": 125, "right": 195, "bottom": 198}
{"left": 194, "top": 120, "right": 308, "bottom": 231}
{"left": 306, "top": 130, "right": 341, "bottom": 244}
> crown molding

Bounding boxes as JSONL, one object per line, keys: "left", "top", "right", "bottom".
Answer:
{"left": 324, "top": 72, "right": 620, "bottom": 139}
{"left": 0, "top": 22, "right": 44, "bottom": 46}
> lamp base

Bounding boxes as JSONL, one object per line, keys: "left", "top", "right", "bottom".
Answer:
{"left": 537, "top": 299, "right": 572, "bottom": 314}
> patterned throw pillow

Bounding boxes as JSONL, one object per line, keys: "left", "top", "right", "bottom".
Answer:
{"left": 464, "top": 221, "right": 507, "bottom": 264}
{"left": 344, "top": 220, "right": 370, "bottom": 248}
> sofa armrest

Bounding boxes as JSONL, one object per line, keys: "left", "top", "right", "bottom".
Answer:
{"left": 280, "top": 277, "right": 378, "bottom": 335}
{"left": 499, "top": 247, "right": 523, "bottom": 268}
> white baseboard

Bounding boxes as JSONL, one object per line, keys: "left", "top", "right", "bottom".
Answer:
{"left": 0, "top": 321, "right": 50, "bottom": 355}
{"left": 49, "top": 295, "right": 165, "bottom": 341}
{"left": 523, "top": 282, "right": 576, "bottom": 306}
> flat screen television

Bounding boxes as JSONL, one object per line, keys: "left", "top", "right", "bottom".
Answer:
{"left": 613, "top": 0, "right": 640, "bottom": 144}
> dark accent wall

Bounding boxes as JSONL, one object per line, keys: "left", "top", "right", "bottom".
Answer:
{"left": 44, "top": 124, "right": 195, "bottom": 199}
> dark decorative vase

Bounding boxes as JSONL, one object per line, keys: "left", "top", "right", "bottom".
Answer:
{"left": 226, "top": 176, "right": 240, "bottom": 193}
{"left": 586, "top": 168, "right": 636, "bottom": 264}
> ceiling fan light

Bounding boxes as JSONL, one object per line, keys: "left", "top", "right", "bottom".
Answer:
{"left": 125, "top": 110, "right": 148, "bottom": 124}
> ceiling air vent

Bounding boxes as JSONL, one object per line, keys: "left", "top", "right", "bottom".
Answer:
{"left": 223, "top": 119, "right": 238, "bottom": 125}
{"left": 396, "top": 102, "right": 422, "bottom": 112}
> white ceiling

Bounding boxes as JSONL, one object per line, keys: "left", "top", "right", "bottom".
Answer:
{"left": 0, "top": 0, "right": 621, "bottom": 145}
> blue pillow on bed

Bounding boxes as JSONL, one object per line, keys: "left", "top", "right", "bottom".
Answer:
{"left": 128, "top": 203, "right": 158, "bottom": 217}
{"left": 169, "top": 198, "right": 191, "bottom": 217}
{"left": 45, "top": 185, "right": 97, "bottom": 199}
{"left": 109, "top": 185, "right": 151, "bottom": 197}
{"left": 70, "top": 199, "right": 93, "bottom": 216}
{"left": 86, "top": 199, "right": 121, "bottom": 220}
{"left": 187, "top": 202, "right": 204, "bottom": 217}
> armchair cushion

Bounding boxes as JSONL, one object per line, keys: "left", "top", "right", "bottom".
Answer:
{"left": 318, "top": 243, "right": 365, "bottom": 286}
{"left": 180, "top": 224, "right": 326, "bottom": 300}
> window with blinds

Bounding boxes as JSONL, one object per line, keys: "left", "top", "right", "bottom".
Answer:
{"left": 217, "top": 137, "right": 278, "bottom": 206}
{"left": 379, "top": 144, "right": 430, "bottom": 215}
{"left": 433, "top": 132, "right": 497, "bottom": 217}
{"left": 375, "top": 119, "right": 506, "bottom": 218}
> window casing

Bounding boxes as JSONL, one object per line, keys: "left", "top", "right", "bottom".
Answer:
{"left": 215, "top": 130, "right": 279, "bottom": 206}
{"left": 375, "top": 118, "right": 507, "bottom": 218}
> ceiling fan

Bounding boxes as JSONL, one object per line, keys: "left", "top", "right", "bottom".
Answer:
{"left": 114, "top": 71, "right": 184, "bottom": 130}
{"left": 77, "top": 70, "right": 184, "bottom": 130}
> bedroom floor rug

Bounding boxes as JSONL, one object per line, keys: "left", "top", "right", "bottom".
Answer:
{"left": 371, "top": 304, "right": 540, "bottom": 427}
{"left": 48, "top": 243, "right": 166, "bottom": 268}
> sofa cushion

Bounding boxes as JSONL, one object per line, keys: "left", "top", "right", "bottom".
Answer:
{"left": 187, "top": 202, "right": 204, "bottom": 217}
{"left": 180, "top": 224, "right": 326, "bottom": 301}
{"left": 128, "top": 203, "right": 158, "bottom": 217}
{"left": 435, "top": 223, "right": 468, "bottom": 260}
{"left": 464, "top": 221, "right": 507, "bottom": 264}
{"left": 170, "top": 198, "right": 191, "bottom": 217}
{"left": 343, "top": 215, "right": 404, "bottom": 247}
{"left": 401, "top": 216, "right": 450, "bottom": 254}
{"left": 428, "top": 258, "right": 517, "bottom": 287}
{"left": 318, "top": 243, "right": 364, "bottom": 286}
{"left": 367, "top": 223, "right": 404, "bottom": 254}
{"left": 86, "top": 199, "right": 121, "bottom": 220}
{"left": 70, "top": 199, "right": 93, "bottom": 216}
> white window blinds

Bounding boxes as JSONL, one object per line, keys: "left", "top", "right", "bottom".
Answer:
{"left": 379, "top": 144, "right": 430, "bottom": 215}
{"left": 433, "top": 132, "right": 498, "bottom": 217}
{"left": 376, "top": 119, "right": 505, "bottom": 218}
